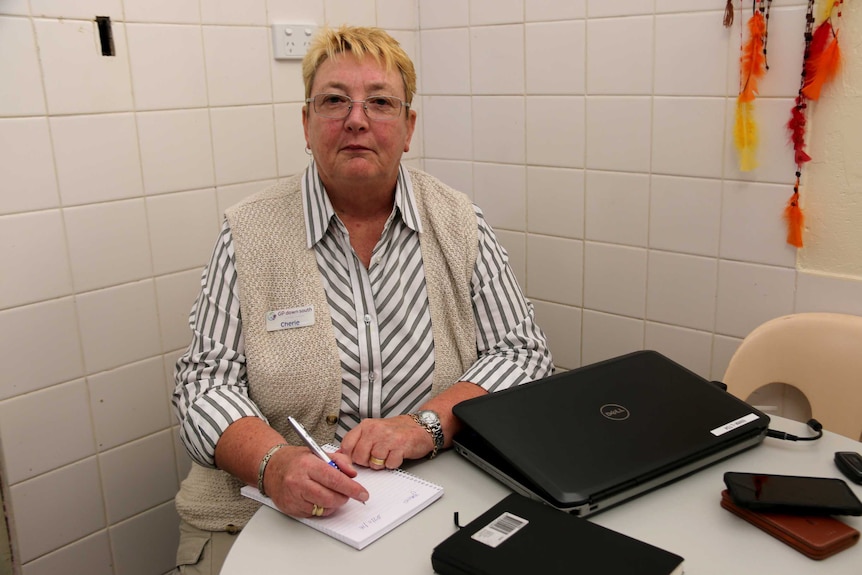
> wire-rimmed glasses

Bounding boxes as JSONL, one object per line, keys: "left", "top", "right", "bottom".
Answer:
{"left": 306, "top": 93, "right": 410, "bottom": 121}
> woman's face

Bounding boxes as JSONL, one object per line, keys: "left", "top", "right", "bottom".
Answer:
{"left": 303, "top": 53, "right": 416, "bottom": 194}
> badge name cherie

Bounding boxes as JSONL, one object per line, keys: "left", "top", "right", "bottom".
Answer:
{"left": 266, "top": 305, "right": 315, "bottom": 332}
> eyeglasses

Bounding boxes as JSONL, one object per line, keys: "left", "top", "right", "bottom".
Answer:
{"left": 306, "top": 93, "right": 410, "bottom": 121}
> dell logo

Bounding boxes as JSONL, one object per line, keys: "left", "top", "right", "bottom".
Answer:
{"left": 600, "top": 404, "right": 630, "bottom": 421}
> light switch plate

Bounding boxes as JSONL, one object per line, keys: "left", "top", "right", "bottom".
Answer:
{"left": 272, "top": 23, "right": 317, "bottom": 60}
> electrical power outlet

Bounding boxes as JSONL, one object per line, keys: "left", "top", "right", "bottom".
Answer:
{"left": 272, "top": 23, "right": 317, "bottom": 60}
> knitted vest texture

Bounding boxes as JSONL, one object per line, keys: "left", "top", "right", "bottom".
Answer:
{"left": 175, "top": 167, "right": 479, "bottom": 531}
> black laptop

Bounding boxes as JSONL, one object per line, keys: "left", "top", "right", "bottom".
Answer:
{"left": 452, "top": 350, "right": 770, "bottom": 517}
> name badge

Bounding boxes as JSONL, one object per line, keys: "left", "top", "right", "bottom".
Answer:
{"left": 266, "top": 305, "right": 315, "bottom": 332}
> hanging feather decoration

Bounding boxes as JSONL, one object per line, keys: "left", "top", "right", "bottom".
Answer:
{"left": 724, "top": 0, "right": 735, "bottom": 28}
{"left": 735, "top": 100, "right": 759, "bottom": 172}
{"left": 784, "top": 190, "right": 805, "bottom": 248}
{"left": 738, "top": 10, "right": 767, "bottom": 102}
{"left": 802, "top": 27, "right": 841, "bottom": 100}
{"left": 786, "top": 96, "right": 811, "bottom": 166}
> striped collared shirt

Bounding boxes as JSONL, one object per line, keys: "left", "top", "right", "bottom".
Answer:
{"left": 174, "top": 162, "right": 553, "bottom": 467}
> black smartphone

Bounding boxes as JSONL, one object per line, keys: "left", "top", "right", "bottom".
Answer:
{"left": 724, "top": 471, "right": 862, "bottom": 516}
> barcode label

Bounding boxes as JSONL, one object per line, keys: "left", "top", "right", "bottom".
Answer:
{"left": 471, "top": 512, "right": 528, "bottom": 548}
{"left": 711, "top": 413, "right": 759, "bottom": 437}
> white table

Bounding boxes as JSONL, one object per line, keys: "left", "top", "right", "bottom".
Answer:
{"left": 221, "top": 417, "right": 862, "bottom": 574}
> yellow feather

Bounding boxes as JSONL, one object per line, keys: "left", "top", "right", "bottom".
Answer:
{"left": 819, "top": 0, "right": 835, "bottom": 23}
{"left": 734, "top": 99, "right": 758, "bottom": 172}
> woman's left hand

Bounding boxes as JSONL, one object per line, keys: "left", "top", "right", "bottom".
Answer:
{"left": 338, "top": 414, "right": 433, "bottom": 469}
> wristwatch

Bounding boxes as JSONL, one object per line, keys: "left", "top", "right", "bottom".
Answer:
{"left": 410, "top": 410, "right": 444, "bottom": 459}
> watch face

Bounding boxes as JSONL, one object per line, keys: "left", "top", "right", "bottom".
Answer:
{"left": 418, "top": 410, "right": 438, "bottom": 424}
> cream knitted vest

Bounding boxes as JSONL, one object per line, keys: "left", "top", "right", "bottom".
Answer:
{"left": 175, "top": 167, "right": 479, "bottom": 531}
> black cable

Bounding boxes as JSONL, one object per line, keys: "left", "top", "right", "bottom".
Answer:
{"left": 766, "top": 418, "right": 823, "bottom": 442}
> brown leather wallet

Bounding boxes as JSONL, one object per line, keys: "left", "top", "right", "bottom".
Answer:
{"left": 721, "top": 489, "right": 860, "bottom": 560}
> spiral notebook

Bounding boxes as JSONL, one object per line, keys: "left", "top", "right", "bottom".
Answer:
{"left": 240, "top": 445, "right": 444, "bottom": 550}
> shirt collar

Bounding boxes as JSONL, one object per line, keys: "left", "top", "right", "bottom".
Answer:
{"left": 301, "top": 160, "right": 423, "bottom": 249}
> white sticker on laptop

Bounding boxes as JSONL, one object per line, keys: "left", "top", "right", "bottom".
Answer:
{"left": 265, "top": 305, "right": 315, "bottom": 332}
{"left": 471, "top": 512, "right": 528, "bottom": 548}
{"left": 711, "top": 413, "right": 759, "bottom": 437}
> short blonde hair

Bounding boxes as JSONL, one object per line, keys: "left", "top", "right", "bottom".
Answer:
{"left": 302, "top": 26, "right": 417, "bottom": 104}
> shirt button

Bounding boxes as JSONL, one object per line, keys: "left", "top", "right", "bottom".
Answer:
{"left": 326, "top": 414, "right": 338, "bottom": 425}
{"left": 363, "top": 314, "right": 371, "bottom": 325}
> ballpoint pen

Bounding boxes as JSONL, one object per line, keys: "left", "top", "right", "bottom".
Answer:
{"left": 287, "top": 415, "right": 340, "bottom": 470}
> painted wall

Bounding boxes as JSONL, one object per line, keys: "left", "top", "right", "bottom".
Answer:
{"left": 0, "top": 1, "right": 860, "bottom": 574}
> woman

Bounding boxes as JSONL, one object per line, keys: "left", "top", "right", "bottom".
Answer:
{"left": 172, "top": 25, "right": 553, "bottom": 574}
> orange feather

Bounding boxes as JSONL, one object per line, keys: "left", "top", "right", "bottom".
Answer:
{"left": 784, "top": 192, "right": 805, "bottom": 248}
{"left": 739, "top": 12, "right": 766, "bottom": 102}
{"left": 803, "top": 28, "right": 841, "bottom": 100}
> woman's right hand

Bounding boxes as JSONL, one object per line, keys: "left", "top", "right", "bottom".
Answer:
{"left": 262, "top": 446, "right": 369, "bottom": 517}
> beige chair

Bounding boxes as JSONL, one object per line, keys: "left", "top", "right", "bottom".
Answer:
{"left": 723, "top": 312, "right": 862, "bottom": 441}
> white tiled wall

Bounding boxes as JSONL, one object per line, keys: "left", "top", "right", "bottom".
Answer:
{"left": 2, "top": 1, "right": 862, "bottom": 574}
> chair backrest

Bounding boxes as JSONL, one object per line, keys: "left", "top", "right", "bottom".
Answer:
{"left": 723, "top": 312, "right": 862, "bottom": 441}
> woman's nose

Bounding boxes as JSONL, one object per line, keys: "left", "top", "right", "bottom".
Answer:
{"left": 343, "top": 101, "right": 368, "bottom": 130}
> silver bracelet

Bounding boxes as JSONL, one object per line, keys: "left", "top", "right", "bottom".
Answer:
{"left": 257, "top": 443, "right": 289, "bottom": 497}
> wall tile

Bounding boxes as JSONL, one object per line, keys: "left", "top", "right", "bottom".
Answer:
{"left": 0, "top": 118, "right": 59, "bottom": 214}
{"left": 473, "top": 163, "right": 525, "bottom": 232}
{"left": 171, "top": 424, "right": 193, "bottom": 482}
{"left": 471, "top": 0, "right": 523, "bottom": 25}
{"left": 386, "top": 30, "right": 420, "bottom": 94}
{"left": 124, "top": 0, "right": 200, "bottom": 23}
{"left": 0, "top": 1, "right": 29, "bottom": 16}
{"left": 526, "top": 21, "right": 585, "bottom": 94}
{"left": 29, "top": 0, "right": 121, "bottom": 19}
{"left": 655, "top": 12, "right": 729, "bottom": 96}
{"left": 526, "top": 166, "right": 584, "bottom": 239}
{"left": 418, "top": 0, "right": 469, "bottom": 28}
{"left": 584, "top": 171, "right": 648, "bottom": 246}
{"left": 272, "top": 59, "right": 306, "bottom": 103}
{"left": 76, "top": 281, "right": 162, "bottom": 373}
{"left": 585, "top": 96, "right": 651, "bottom": 172}
{"left": 89, "top": 358, "right": 170, "bottom": 451}
{"left": 423, "top": 160, "right": 473, "bottom": 198}
{"left": 0, "top": 380, "right": 95, "bottom": 484}
{"left": 138, "top": 109, "right": 215, "bottom": 195}
{"left": 376, "top": 0, "right": 418, "bottom": 29}
{"left": 419, "top": 29, "right": 471, "bottom": 94}
{"left": 473, "top": 96, "right": 525, "bottom": 164}
{"left": 583, "top": 242, "right": 647, "bottom": 318}
{"left": 711, "top": 334, "right": 741, "bottom": 381}
{"left": 0, "top": 16, "right": 45, "bottom": 116}
{"left": 720, "top": 180, "right": 798, "bottom": 267}
{"left": 532, "top": 300, "right": 581, "bottom": 370}
{"left": 147, "top": 189, "right": 220, "bottom": 275}
{"left": 200, "top": 0, "right": 267, "bottom": 25}
{"left": 217, "top": 179, "right": 277, "bottom": 219}
{"left": 0, "top": 299, "right": 84, "bottom": 400}
{"left": 645, "top": 322, "right": 713, "bottom": 380}
{"left": 649, "top": 175, "right": 721, "bottom": 257}
{"left": 526, "top": 0, "right": 585, "bottom": 21}
{"left": 422, "top": 96, "right": 473, "bottom": 160}
{"left": 581, "top": 309, "right": 644, "bottom": 366}
{"left": 50, "top": 113, "right": 143, "bottom": 206}
{"left": 10, "top": 458, "right": 105, "bottom": 562}
{"left": 723, "top": 97, "right": 797, "bottom": 184}
{"left": 20, "top": 531, "right": 113, "bottom": 575}
{"left": 526, "top": 96, "right": 585, "bottom": 168}
{"left": 156, "top": 269, "right": 204, "bottom": 352}
{"left": 204, "top": 26, "right": 273, "bottom": 107}
{"left": 526, "top": 235, "right": 583, "bottom": 305}
{"left": 64, "top": 199, "right": 152, "bottom": 292}
{"left": 587, "top": 0, "right": 652, "bottom": 18}
{"left": 715, "top": 260, "right": 796, "bottom": 338}
{"left": 324, "top": 0, "right": 376, "bottom": 26}
{"left": 586, "top": 16, "right": 653, "bottom": 95}
{"left": 100, "top": 431, "right": 177, "bottom": 523}
{"left": 267, "top": 0, "right": 325, "bottom": 23}
{"left": 495, "top": 230, "right": 526, "bottom": 287}
{"left": 0, "top": 210, "right": 73, "bottom": 308}
{"left": 647, "top": 251, "right": 718, "bottom": 331}
{"left": 471, "top": 25, "right": 524, "bottom": 94}
{"left": 109, "top": 502, "right": 179, "bottom": 575}
{"left": 652, "top": 97, "right": 725, "bottom": 178}
{"left": 34, "top": 18, "right": 133, "bottom": 115}
{"left": 656, "top": 0, "right": 741, "bottom": 11}
{"left": 275, "top": 103, "right": 308, "bottom": 176}
{"left": 210, "top": 105, "right": 278, "bottom": 185}
{"left": 795, "top": 272, "right": 862, "bottom": 316}
{"left": 127, "top": 23, "right": 207, "bottom": 110}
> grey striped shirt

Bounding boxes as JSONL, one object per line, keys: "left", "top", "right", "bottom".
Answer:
{"left": 174, "top": 162, "right": 554, "bottom": 468}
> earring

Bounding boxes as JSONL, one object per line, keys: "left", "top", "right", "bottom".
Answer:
{"left": 305, "top": 146, "right": 312, "bottom": 156}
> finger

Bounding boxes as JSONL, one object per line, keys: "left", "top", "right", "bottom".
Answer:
{"left": 368, "top": 453, "right": 387, "bottom": 469}
{"left": 310, "top": 461, "right": 369, "bottom": 503}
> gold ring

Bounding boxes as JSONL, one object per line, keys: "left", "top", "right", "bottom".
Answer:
{"left": 312, "top": 504, "right": 324, "bottom": 517}
{"left": 369, "top": 456, "right": 386, "bottom": 466}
